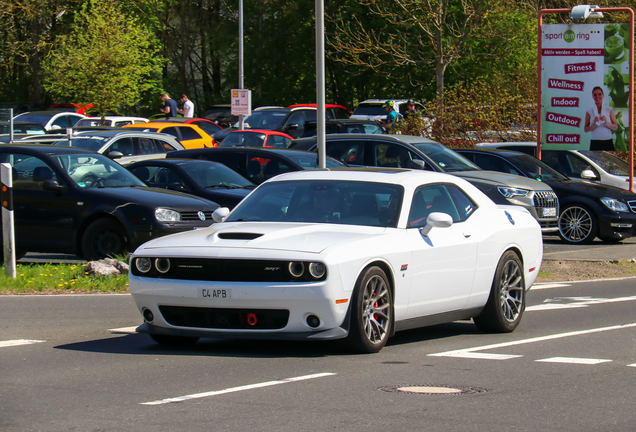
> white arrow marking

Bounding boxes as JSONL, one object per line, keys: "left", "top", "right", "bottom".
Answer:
{"left": 0, "top": 339, "right": 45, "bottom": 348}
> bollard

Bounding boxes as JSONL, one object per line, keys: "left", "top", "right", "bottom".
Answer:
{"left": 1, "top": 163, "right": 16, "bottom": 278}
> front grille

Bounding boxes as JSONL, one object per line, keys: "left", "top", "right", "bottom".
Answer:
{"left": 180, "top": 211, "right": 211, "bottom": 222}
{"left": 533, "top": 191, "right": 559, "bottom": 219}
{"left": 628, "top": 200, "right": 636, "bottom": 213}
{"left": 131, "top": 258, "right": 325, "bottom": 282}
{"left": 159, "top": 305, "right": 289, "bottom": 329}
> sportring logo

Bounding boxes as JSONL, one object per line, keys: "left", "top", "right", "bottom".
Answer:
{"left": 545, "top": 30, "right": 590, "bottom": 42}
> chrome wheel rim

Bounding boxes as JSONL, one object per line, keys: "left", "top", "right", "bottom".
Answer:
{"left": 499, "top": 259, "right": 523, "bottom": 323}
{"left": 559, "top": 206, "right": 593, "bottom": 243}
{"left": 361, "top": 275, "right": 391, "bottom": 345}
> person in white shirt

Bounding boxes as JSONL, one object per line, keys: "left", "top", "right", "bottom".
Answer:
{"left": 178, "top": 94, "right": 195, "bottom": 118}
{"left": 584, "top": 86, "right": 617, "bottom": 150}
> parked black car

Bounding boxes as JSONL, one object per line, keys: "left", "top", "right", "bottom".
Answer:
{"left": 289, "top": 134, "right": 560, "bottom": 232}
{"left": 300, "top": 119, "right": 386, "bottom": 137}
{"left": 127, "top": 159, "right": 255, "bottom": 209}
{"left": 0, "top": 121, "right": 46, "bottom": 135}
{"left": 166, "top": 147, "right": 346, "bottom": 184}
{"left": 0, "top": 144, "right": 220, "bottom": 260}
{"left": 455, "top": 148, "right": 636, "bottom": 244}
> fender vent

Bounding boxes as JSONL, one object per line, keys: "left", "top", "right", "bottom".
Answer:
{"left": 218, "top": 232, "right": 263, "bottom": 240}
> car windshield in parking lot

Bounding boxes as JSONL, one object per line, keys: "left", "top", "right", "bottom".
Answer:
{"left": 410, "top": 141, "right": 481, "bottom": 172}
{"left": 579, "top": 150, "right": 636, "bottom": 176}
{"left": 45, "top": 152, "right": 146, "bottom": 188}
{"left": 227, "top": 179, "right": 404, "bottom": 227}
{"left": 243, "top": 110, "right": 289, "bottom": 130}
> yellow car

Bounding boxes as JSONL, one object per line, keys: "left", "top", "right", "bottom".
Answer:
{"left": 123, "top": 122, "right": 215, "bottom": 149}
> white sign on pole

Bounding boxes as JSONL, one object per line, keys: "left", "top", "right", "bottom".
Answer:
{"left": 541, "top": 23, "right": 631, "bottom": 151}
{"left": 231, "top": 89, "right": 252, "bottom": 116}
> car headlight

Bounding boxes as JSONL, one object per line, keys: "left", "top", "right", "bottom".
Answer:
{"left": 135, "top": 257, "right": 152, "bottom": 273}
{"left": 601, "top": 197, "right": 629, "bottom": 212}
{"left": 155, "top": 208, "right": 181, "bottom": 222}
{"left": 308, "top": 262, "right": 326, "bottom": 279}
{"left": 497, "top": 186, "right": 530, "bottom": 198}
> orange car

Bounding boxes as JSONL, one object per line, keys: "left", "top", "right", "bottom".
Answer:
{"left": 122, "top": 122, "right": 216, "bottom": 149}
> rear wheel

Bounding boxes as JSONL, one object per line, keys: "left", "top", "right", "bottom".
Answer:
{"left": 558, "top": 204, "right": 597, "bottom": 244}
{"left": 474, "top": 250, "right": 525, "bottom": 333}
{"left": 81, "top": 218, "right": 127, "bottom": 261}
{"left": 345, "top": 266, "right": 392, "bottom": 353}
{"left": 150, "top": 334, "right": 199, "bottom": 346}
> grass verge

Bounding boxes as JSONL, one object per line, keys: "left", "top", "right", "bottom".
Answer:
{"left": 0, "top": 261, "right": 129, "bottom": 294}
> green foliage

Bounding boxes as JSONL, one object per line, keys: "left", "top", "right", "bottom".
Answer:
{"left": 0, "top": 262, "right": 128, "bottom": 294}
{"left": 42, "top": 0, "right": 165, "bottom": 117}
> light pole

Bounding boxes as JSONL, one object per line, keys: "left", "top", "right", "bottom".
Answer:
{"left": 316, "top": 0, "right": 326, "bottom": 169}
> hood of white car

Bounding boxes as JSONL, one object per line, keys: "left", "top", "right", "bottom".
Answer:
{"left": 138, "top": 222, "right": 387, "bottom": 254}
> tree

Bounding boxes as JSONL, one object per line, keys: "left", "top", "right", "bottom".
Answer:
{"left": 43, "top": 0, "right": 165, "bottom": 119}
{"left": 328, "top": 0, "right": 492, "bottom": 101}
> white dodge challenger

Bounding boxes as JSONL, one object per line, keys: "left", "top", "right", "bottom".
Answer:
{"left": 129, "top": 168, "right": 543, "bottom": 353}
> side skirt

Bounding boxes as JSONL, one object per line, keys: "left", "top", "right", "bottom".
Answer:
{"left": 394, "top": 308, "right": 483, "bottom": 332}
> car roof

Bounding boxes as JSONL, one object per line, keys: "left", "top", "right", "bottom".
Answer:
{"left": 174, "top": 147, "right": 313, "bottom": 157}
{"left": 129, "top": 158, "right": 223, "bottom": 167}
{"left": 357, "top": 99, "right": 415, "bottom": 104}
{"left": 292, "top": 133, "right": 438, "bottom": 145}
{"left": 457, "top": 147, "right": 532, "bottom": 157}
{"left": 0, "top": 143, "right": 97, "bottom": 155}
{"left": 148, "top": 117, "right": 213, "bottom": 123}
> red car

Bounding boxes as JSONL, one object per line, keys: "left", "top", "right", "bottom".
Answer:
{"left": 149, "top": 117, "right": 223, "bottom": 138}
{"left": 288, "top": 103, "right": 351, "bottom": 119}
{"left": 218, "top": 129, "right": 293, "bottom": 149}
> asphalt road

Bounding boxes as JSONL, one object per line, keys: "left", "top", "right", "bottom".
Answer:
{"left": 1, "top": 278, "right": 634, "bottom": 431}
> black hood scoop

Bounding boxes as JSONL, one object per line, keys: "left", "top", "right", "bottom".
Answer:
{"left": 217, "top": 232, "right": 264, "bottom": 240}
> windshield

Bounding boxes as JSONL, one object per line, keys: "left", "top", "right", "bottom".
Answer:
{"left": 50, "top": 153, "right": 146, "bottom": 188}
{"left": 243, "top": 110, "right": 289, "bottom": 130}
{"left": 352, "top": 104, "right": 385, "bottom": 116}
{"left": 227, "top": 180, "right": 404, "bottom": 227}
{"left": 220, "top": 132, "right": 266, "bottom": 148}
{"left": 15, "top": 113, "right": 53, "bottom": 122}
{"left": 580, "top": 150, "right": 635, "bottom": 176}
{"left": 508, "top": 154, "right": 567, "bottom": 181}
{"left": 183, "top": 162, "right": 254, "bottom": 189}
{"left": 411, "top": 142, "right": 481, "bottom": 172}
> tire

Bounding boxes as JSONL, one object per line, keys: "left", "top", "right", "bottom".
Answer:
{"left": 474, "top": 250, "right": 525, "bottom": 333}
{"left": 558, "top": 204, "right": 597, "bottom": 244}
{"left": 345, "top": 266, "right": 393, "bottom": 353}
{"left": 599, "top": 236, "right": 623, "bottom": 244}
{"left": 81, "top": 218, "right": 127, "bottom": 261}
{"left": 150, "top": 334, "right": 199, "bottom": 346}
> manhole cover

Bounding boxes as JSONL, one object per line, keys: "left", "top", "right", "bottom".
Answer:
{"left": 375, "top": 384, "right": 487, "bottom": 395}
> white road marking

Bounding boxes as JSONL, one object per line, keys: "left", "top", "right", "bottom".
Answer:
{"left": 435, "top": 352, "right": 523, "bottom": 360}
{"left": 527, "top": 295, "right": 636, "bottom": 312}
{"left": 535, "top": 357, "right": 612, "bottom": 365}
{"left": 628, "top": 364, "right": 636, "bottom": 368}
{"left": 0, "top": 339, "right": 45, "bottom": 348}
{"left": 108, "top": 326, "right": 139, "bottom": 334}
{"left": 429, "top": 322, "right": 636, "bottom": 360}
{"left": 531, "top": 283, "right": 572, "bottom": 290}
{"left": 140, "top": 372, "right": 337, "bottom": 406}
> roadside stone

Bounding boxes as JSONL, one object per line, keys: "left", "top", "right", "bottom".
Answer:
{"left": 84, "top": 258, "right": 129, "bottom": 277}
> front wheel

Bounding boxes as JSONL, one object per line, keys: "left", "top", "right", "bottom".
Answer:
{"left": 345, "top": 266, "right": 393, "bottom": 353}
{"left": 81, "top": 218, "right": 127, "bottom": 261}
{"left": 558, "top": 204, "right": 597, "bottom": 244}
{"left": 474, "top": 250, "right": 525, "bottom": 333}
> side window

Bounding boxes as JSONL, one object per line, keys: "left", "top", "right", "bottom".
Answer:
{"left": 376, "top": 143, "right": 410, "bottom": 168}
{"left": 157, "top": 139, "right": 178, "bottom": 151}
{"left": 408, "top": 184, "right": 467, "bottom": 227}
{"left": 137, "top": 138, "right": 164, "bottom": 155}
{"left": 562, "top": 152, "right": 596, "bottom": 178}
{"left": 51, "top": 116, "right": 69, "bottom": 129}
{"left": 251, "top": 154, "right": 294, "bottom": 182}
{"left": 286, "top": 112, "right": 305, "bottom": 127}
{"left": 69, "top": 115, "right": 83, "bottom": 126}
{"left": 268, "top": 135, "right": 288, "bottom": 148}
{"left": 179, "top": 127, "right": 202, "bottom": 141}
{"left": 161, "top": 127, "right": 180, "bottom": 139}
{"left": 472, "top": 153, "right": 522, "bottom": 176}
{"left": 326, "top": 141, "right": 365, "bottom": 165}
{"left": 153, "top": 167, "right": 181, "bottom": 188}
{"left": 205, "top": 153, "right": 246, "bottom": 176}
{"left": 109, "top": 138, "right": 134, "bottom": 156}
{"left": 2, "top": 153, "right": 58, "bottom": 189}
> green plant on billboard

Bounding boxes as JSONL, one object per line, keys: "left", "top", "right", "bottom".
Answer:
{"left": 606, "top": 67, "right": 629, "bottom": 108}
{"left": 612, "top": 111, "right": 628, "bottom": 152}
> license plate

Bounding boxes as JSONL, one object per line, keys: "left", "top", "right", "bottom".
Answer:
{"left": 543, "top": 207, "right": 557, "bottom": 217}
{"left": 199, "top": 288, "right": 231, "bottom": 299}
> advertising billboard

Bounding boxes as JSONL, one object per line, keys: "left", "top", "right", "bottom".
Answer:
{"left": 541, "top": 23, "right": 630, "bottom": 151}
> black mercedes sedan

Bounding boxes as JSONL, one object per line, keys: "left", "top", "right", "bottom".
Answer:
{"left": 126, "top": 159, "right": 255, "bottom": 209}
{"left": 0, "top": 144, "right": 220, "bottom": 260}
{"left": 456, "top": 148, "right": 636, "bottom": 244}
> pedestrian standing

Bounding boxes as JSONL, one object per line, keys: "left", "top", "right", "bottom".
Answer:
{"left": 178, "top": 94, "right": 195, "bottom": 118}
{"left": 160, "top": 93, "right": 178, "bottom": 118}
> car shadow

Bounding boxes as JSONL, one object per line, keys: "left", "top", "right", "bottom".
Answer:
{"left": 54, "top": 321, "right": 481, "bottom": 358}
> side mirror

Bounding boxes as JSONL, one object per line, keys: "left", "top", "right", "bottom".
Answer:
{"left": 284, "top": 124, "right": 299, "bottom": 131}
{"left": 42, "top": 179, "right": 67, "bottom": 194}
{"left": 580, "top": 169, "right": 598, "bottom": 180}
{"left": 410, "top": 159, "right": 426, "bottom": 170}
{"left": 212, "top": 207, "right": 230, "bottom": 223}
{"left": 419, "top": 212, "right": 453, "bottom": 236}
{"left": 167, "top": 182, "right": 188, "bottom": 192}
{"left": 108, "top": 151, "right": 123, "bottom": 160}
